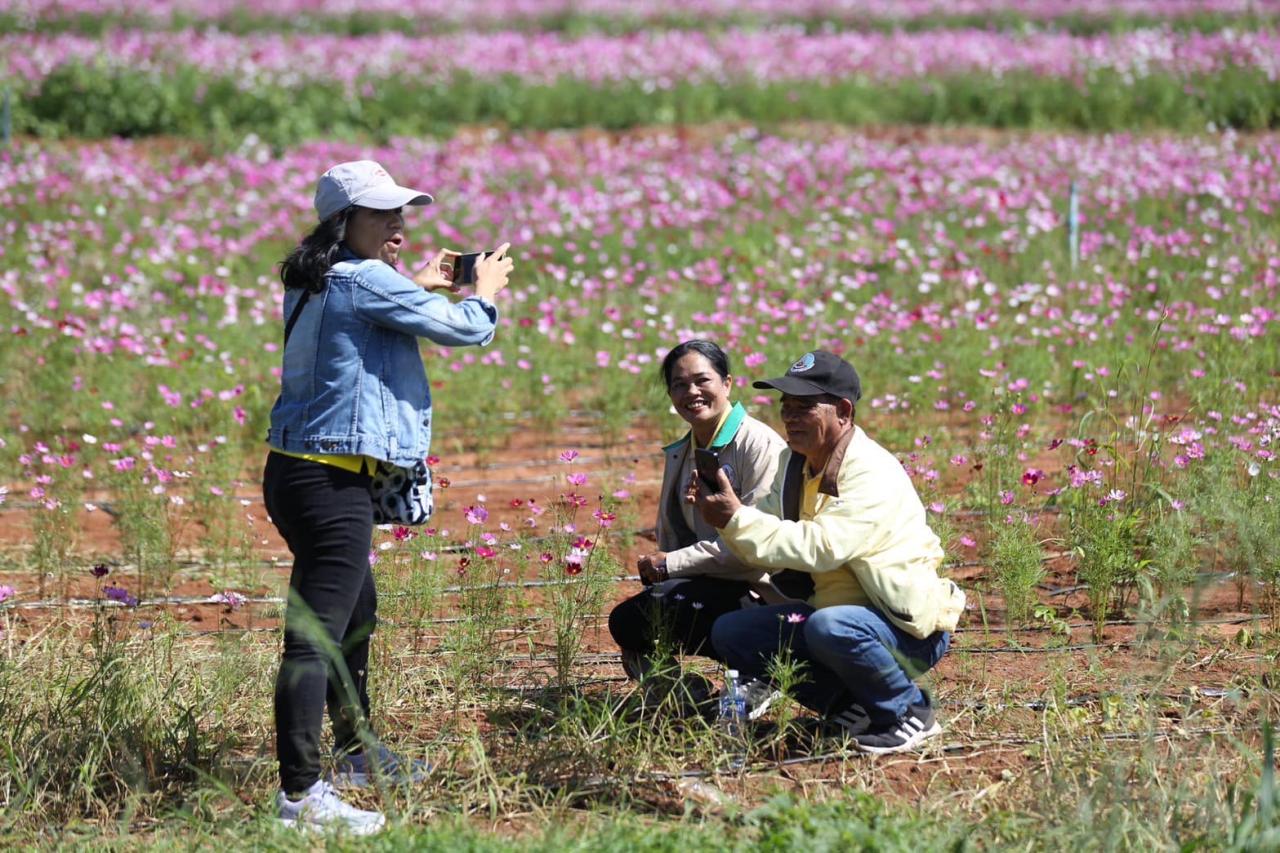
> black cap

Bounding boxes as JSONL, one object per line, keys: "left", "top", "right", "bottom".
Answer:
{"left": 752, "top": 351, "right": 862, "bottom": 403}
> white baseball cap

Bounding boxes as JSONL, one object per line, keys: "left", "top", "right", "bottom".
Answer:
{"left": 313, "top": 160, "right": 434, "bottom": 221}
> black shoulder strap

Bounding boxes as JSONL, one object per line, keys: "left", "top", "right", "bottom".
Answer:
{"left": 781, "top": 452, "right": 807, "bottom": 521}
{"left": 773, "top": 452, "right": 816, "bottom": 600}
{"left": 283, "top": 289, "right": 312, "bottom": 345}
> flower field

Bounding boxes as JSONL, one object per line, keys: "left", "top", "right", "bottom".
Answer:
{"left": 1, "top": 1, "right": 1279, "bottom": 849}
{"left": 7, "top": 26, "right": 1280, "bottom": 140}
{"left": 5, "top": 0, "right": 1278, "bottom": 32}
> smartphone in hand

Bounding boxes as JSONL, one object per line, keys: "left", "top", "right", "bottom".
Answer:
{"left": 442, "top": 250, "right": 500, "bottom": 286}
{"left": 694, "top": 447, "right": 723, "bottom": 494}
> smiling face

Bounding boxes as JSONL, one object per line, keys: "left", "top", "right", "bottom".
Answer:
{"left": 667, "top": 352, "right": 733, "bottom": 433}
{"left": 344, "top": 206, "right": 406, "bottom": 266}
{"left": 779, "top": 393, "right": 853, "bottom": 463}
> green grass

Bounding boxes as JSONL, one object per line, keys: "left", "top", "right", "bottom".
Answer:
{"left": 11, "top": 67, "right": 1280, "bottom": 146}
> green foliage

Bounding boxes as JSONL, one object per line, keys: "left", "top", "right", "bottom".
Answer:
{"left": 1070, "top": 500, "right": 1143, "bottom": 641}
{"left": 990, "top": 518, "right": 1045, "bottom": 626}
{"left": 1199, "top": 464, "right": 1280, "bottom": 615}
{"left": 0, "top": 617, "right": 239, "bottom": 826}
{"left": 12, "top": 67, "right": 1280, "bottom": 147}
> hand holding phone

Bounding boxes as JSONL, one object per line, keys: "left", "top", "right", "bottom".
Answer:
{"left": 694, "top": 448, "right": 724, "bottom": 494}
{"left": 473, "top": 243, "right": 514, "bottom": 301}
{"left": 440, "top": 251, "right": 486, "bottom": 286}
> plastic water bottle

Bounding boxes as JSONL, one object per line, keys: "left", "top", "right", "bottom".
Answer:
{"left": 718, "top": 668, "right": 747, "bottom": 739}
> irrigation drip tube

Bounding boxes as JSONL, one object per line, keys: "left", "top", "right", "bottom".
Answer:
{"left": 34, "top": 608, "right": 1269, "bottom": 657}
{"left": 1, "top": 559, "right": 1249, "bottom": 611}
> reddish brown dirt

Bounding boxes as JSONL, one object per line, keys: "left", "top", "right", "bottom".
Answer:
{"left": 0, "top": 413, "right": 1274, "bottom": 804}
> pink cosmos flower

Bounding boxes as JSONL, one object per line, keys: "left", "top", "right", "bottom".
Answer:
{"left": 464, "top": 505, "right": 489, "bottom": 525}
{"left": 559, "top": 449, "right": 580, "bottom": 463}
{"left": 564, "top": 548, "right": 589, "bottom": 574}
{"left": 212, "top": 590, "right": 246, "bottom": 610}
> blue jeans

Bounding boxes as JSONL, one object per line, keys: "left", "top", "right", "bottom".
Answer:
{"left": 710, "top": 603, "right": 950, "bottom": 726}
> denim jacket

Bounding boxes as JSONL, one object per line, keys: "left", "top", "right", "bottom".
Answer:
{"left": 266, "top": 251, "right": 498, "bottom": 467}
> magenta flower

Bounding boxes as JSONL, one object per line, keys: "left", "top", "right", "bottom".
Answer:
{"left": 1021, "top": 468, "right": 1044, "bottom": 486}
{"left": 566, "top": 472, "right": 588, "bottom": 486}
{"left": 475, "top": 545, "right": 497, "bottom": 559}
{"left": 564, "top": 548, "right": 588, "bottom": 574}
{"left": 464, "top": 505, "right": 489, "bottom": 525}
{"left": 0, "top": 585, "right": 15, "bottom": 603}
{"left": 212, "top": 590, "right": 246, "bottom": 610}
{"left": 559, "top": 449, "right": 580, "bottom": 463}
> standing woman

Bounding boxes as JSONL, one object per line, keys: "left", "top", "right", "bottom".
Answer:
{"left": 607, "top": 340, "right": 801, "bottom": 702}
{"left": 263, "top": 160, "right": 513, "bottom": 833}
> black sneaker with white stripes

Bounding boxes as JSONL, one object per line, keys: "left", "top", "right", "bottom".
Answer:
{"left": 740, "top": 677, "right": 782, "bottom": 721}
{"left": 822, "top": 703, "right": 872, "bottom": 739}
{"left": 853, "top": 703, "right": 942, "bottom": 754}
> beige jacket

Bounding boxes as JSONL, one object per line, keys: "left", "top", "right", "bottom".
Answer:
{"left": 720, "top": 425, "right": 966, "bottom": 639}
{"left": 656, "top": 403, "right": 787, "bottom": 576}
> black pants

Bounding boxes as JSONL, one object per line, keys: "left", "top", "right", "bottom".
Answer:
{"left": 263, "top": 451, "right": 377, "bottom": 794}
{"left": 608, "top": 576, "right": 753, "bottom": 666}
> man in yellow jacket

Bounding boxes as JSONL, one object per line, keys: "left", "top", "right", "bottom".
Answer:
{"left": 694, "top": 350, "right": 965, "bottom": 754}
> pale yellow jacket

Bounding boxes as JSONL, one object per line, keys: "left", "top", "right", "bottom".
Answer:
{"left": 719, "top": 425, "right": 965, "bottom": 639}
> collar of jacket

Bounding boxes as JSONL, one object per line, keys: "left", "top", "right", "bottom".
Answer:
{"left": 661, "top": 401, "right": 747, "bottom": 453}
{"left": 793, "top": 425, "right": 857, "bottom": 498}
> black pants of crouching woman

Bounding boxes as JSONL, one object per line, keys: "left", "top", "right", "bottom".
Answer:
{"left": 262, "top": 451, "right": 377, "bottom": 794}
{"left": 608, "top": 576, "right": 754, "bottom": 667}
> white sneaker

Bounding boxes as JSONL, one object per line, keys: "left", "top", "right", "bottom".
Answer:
{"left": 277, "top": 779, "right": 386, "bottom": 835}
{"left": 331, "top": 744, "right": 431, "bottom": 788}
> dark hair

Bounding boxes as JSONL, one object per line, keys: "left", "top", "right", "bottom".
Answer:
{"left": 660, "top": 339, "right": 731, "bottom": 389}
{"left": 279, "top": 208, "right": 351, "bottom": 293}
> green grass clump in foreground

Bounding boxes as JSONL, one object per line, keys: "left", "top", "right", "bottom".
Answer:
{"left": 2, "top": 610, "right": 1279, "bottom": 850}
{"left": 11, "top": 66, "right": 1280, "bottom": 146}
